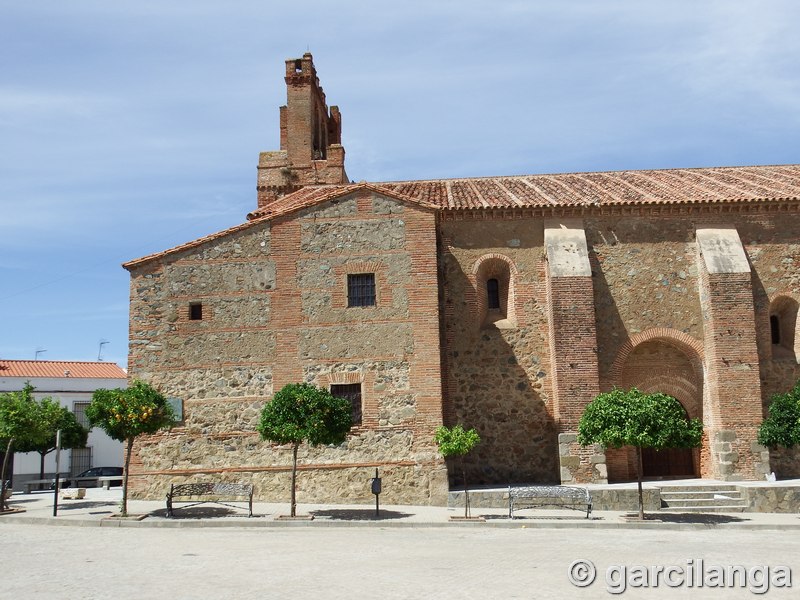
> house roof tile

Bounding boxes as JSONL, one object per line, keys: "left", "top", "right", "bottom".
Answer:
{"left": 0, "top": 360, "right": 127, "bottom": 380}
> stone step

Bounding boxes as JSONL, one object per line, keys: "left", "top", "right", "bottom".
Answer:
{"left": 660, "top": 505, "right": 747, "bottom": 513}
{"left": 663, "top": 497, "right": 746, "bottom": 506}
{"left": 660, "top": 491, "right": 744, "bottom": 500}
{"left": 658, "top": 485, "right": 739, "bottom": 493}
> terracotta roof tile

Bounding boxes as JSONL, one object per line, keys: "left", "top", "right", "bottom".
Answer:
{"left": 0, "top": 360, "right": 127, "bottom": 379}
{"left": 125, "top": 164, "right": 800, "bottom": 268}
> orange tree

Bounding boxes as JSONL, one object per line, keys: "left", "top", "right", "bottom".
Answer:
{"left": 0, "top": 384, "right": 52, "bottom": 510}
{"left": 434, "top": 424, "right": 481, "bottom": 518}
{"left": 15, "top": 395, "right": 88, "bottom": 480}
{"left": 257, "top": 383, "right": 352, "bottom": 517}
{"left": 578, "top": 388, "right": 702, "bottom": 520}
{"left": 87, "top": 381, "right": 175, "bottom": 516}
{"left": 758, "top": 380, "right": 800, "bottom": 453}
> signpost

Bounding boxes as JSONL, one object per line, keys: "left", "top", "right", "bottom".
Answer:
{"left": 52, "top": 429, "right": 61, "bottom": 517}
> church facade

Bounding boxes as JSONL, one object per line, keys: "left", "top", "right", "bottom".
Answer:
{"left": 124, "top": 54, "right": 800, "bottom": 504}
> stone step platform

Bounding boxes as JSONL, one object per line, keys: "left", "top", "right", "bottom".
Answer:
{"left": 446, "top": 480, "right": 800, "bottom": 513}
{"left": 657, "top": 485, "right": 748, "bottom": 512}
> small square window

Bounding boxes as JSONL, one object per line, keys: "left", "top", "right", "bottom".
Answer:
{"left": 347, "top": 273, "right": 376, "bottom": 307}
{"left": 189, "top": 302, "right": 203, "bottom": 320}
{"left": 331, "top": 383, "right": 362, "bottom": 426}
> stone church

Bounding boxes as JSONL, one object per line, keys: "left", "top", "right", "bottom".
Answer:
{"left": 124, "top": 53, "right": 800, "bottom": 504}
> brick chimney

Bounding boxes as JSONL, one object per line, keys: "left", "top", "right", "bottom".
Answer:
{"left": 256, "top": 53, "right": 348, "bottom": 209}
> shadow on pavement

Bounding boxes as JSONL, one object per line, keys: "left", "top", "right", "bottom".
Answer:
{"left": 55, "top": 501, "right": 119, "bottom": 511}
{"left": 309, "top": 508, "right": 413, "bottom": 521}
{"left": 652, "top": 513, "right": 749, "bottom": 524}
{"left": 148, "top": 506, "right": 256, "bottom": 519}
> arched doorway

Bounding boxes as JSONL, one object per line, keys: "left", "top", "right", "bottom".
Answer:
{"left": 641, "top": 402, "right": 695, "bottom": 478}
{"left": 606, "top": 331, "right": 704, "bottom": 482}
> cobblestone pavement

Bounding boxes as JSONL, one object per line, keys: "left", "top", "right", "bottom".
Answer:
{"left": 4, "top": 522, "right": 800, "bottom": 599}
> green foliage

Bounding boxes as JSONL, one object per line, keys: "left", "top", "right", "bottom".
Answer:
{"left": 14, "top": 398, "right": 88, "bottom": 455}
{"left": 577, "top": 388, "right": 703, "bottom": 450}
{"left": 434, "top": 424, "right": 481, "bottom": 458}
{"left": 257, "top": 383, "right": 353, "bottom": 447}
{"left": 87, "top": 380, "right": 175, "bottom": 443}
{"left": 758, "top": 381, "right": 800, "bottom": 449}
{"left": 0, "top": 384, "right": 52, "bottom": 449}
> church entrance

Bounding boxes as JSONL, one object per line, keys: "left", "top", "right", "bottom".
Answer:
{"left": 607, "top": 332, "right": 705, "bottom": 483}
{"left": 641, "top": 446, "right": 696, "bottom": 478}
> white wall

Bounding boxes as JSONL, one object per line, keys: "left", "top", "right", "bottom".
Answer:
{"left": 0, "top": 375, "right": 125, "bottom": 481}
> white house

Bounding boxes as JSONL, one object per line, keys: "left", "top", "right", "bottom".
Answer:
{"left": 0, "top": 360, "right": 126, "bottom": 487}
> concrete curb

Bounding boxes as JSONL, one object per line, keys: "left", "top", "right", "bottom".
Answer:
{"left": 3, "top": 514, "right": 800, "bottom": 531}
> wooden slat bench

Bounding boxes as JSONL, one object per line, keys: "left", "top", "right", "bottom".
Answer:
{"left": 508, "top": 485, "right": 592, "bottom": 519}
{"left": 166, "top": 482, "right": 254, "bottom": 517}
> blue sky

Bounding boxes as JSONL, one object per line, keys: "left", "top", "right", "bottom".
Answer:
{"left": 1, "top": 1, "right": 798, "bottom": 368}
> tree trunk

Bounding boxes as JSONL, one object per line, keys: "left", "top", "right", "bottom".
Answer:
{"left": 636, "top": 445, "right": 644, "bottom": 521}
{"left": 39, "top": 451, "right": 47, "bottom": 480}
{"left": 121, "top": 436, "right": 134, "bottom": 517}
{"left": 460, "top": 455, "right": 470, "bottom": 519}
{"left": 1, "top": 438, "right": 13, "bottom": 511}
{"left": 290, "top": 443, "right": 299, "bottom": 518}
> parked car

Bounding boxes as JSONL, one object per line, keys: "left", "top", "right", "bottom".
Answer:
{"left": 62, "top": 467, "right": 123, "bottom": 488}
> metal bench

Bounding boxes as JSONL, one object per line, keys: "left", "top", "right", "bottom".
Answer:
{"left": 166, "top": 482, "right": 254, "bottom": 517}
{"left": 508, "top": 485, "right": 592, "bottom": 519}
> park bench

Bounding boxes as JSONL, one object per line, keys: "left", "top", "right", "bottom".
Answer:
{"left": 24, "top": 478, "right": 68, "bottom": 493}
{"left": 98, "top": 476, "right": 123, "bottom": 490}
{"left": 508, "top": 485, "right": 592, "bottom": 519}
{"left": 166, "top": 482, "right": 254, "bottom": 517}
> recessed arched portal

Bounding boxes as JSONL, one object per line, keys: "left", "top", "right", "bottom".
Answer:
{"left": 606, "top": 329, "right": 705, "bottom": 482}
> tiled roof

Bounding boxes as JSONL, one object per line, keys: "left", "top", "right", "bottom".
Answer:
{"left": 125, "top": 164, "right": 800, "bottom": 268}
{"left": 246, "top": 181, "right": 439, "bottom": 220}
{"left": 380, "top": 164, "right": 800, "bottom": 210}
{"left": 0, "top": 360, "right": 127, "bottom": 379}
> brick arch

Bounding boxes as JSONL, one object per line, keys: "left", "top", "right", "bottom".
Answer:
{"left": 609, "top": 328, "right": 705, "bottom": 384}
{"left": 469, "top": 253, "right": 519, "bottom": 327}
{"left": 606, "top": 329, "right": 706, "bottom": 482}
{"left": 769, "top": 293, "right": 800, "bottom": 361}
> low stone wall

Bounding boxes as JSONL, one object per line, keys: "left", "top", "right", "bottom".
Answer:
{"left": 447, "top": 486, "right": 660, "bottom": 511}
{"left": 740, "top": 485, "right": 800, "bottom": 513}
{"left": 133, "top": 462, "right": 449, "bottom": 507}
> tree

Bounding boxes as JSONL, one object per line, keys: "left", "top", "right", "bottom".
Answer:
{"left": 257, "top": 383, "right": 352, "bottom": 517}
{"left": 14, "top": 398, "right": 89, "bottom": 480}
{"left": 434, "top": 424, "right": 481, "bottom": 519}
{"left": 87, "top": 381, "right": 175, "bottom": 516}
{"left": 577, "top": 388, "right": 703, "bottom": 520}
{"left": 0, "top": 384, "right": 52, "bottom": 510}
{"left": 758, "top": 381, "right": 800, "bottom": 452}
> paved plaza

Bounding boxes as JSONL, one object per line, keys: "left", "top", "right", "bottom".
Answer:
{"left": 4, "top": 520, "right": 799, "bottom": 599}
{"left": 2, "top": 488, "right": 800, "bottom": 598}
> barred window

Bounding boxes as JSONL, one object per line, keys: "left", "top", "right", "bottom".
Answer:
{"left": 70, "top": 447, "right": 92, "bottom": 476}
{"left": 73, "top": 401, "right": 91, "bottom": 429}
{"left": 331, "top": 383, "right": 362, "bottom": 426}
{"left": 347, "top": 273, "right": 376, "bottom": 307}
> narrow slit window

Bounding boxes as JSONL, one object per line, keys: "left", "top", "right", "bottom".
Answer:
{"left": 347, "top": 273, "right": 376, "bottom": 307}
{"left": 770, "top": 315, "right": 781, "bottom": 345}
{"left": 189, "top": 302, "right": 203, "bottom": 321}
{"left": 487, "top": 278, "right": 500, "bottom": 309}
{"left": 331, "top": 383, "right": 362, "bottom": 426}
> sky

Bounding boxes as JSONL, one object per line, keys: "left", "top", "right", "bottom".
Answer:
{"left": 1, "top": 1, "right": 798, "bottom": 369}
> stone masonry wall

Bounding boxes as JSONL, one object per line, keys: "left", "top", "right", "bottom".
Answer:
{"left": 440, "top": 217, "right": 558, "bottom": 486}
{"left": 126, "top": 191, "right": 448, "bottom": 506}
